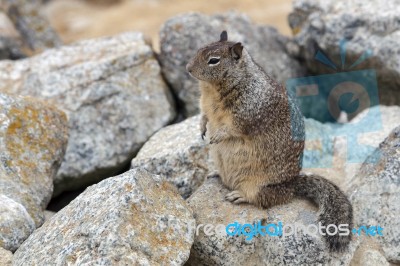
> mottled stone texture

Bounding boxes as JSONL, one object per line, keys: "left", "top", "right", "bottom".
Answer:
{"left": 289, "top": 0, "right": 400, "bottom": 112}
{"left": 3, "top": 0, "right": 61, "bottom": 53}
{"left": 131, "top": 116, "right": 213, "bottom": 199}
{"left": 13, "top": 169, "right": 195, "bottom": 266}
{"left": 0, "top": 247, "right": 13, "bottom": 266}
{"left": 0, "top": 32, "right": 176, "bottom": 195}
{"left": 0, "top": 93, "right": 68, "bottom": 251}
{"left": 348, "top": 126, "right": 400, "bottom": 263}
{"left": 159, "top": 12, "right": 306, "bottom": 116}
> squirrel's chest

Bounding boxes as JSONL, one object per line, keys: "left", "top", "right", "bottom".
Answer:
{"left": 200, "top": 87, "right": 233, "bottom": 131}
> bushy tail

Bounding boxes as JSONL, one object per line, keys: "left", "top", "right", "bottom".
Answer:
{"left": 292, "top": 173, "right": 353, "bottom": 252}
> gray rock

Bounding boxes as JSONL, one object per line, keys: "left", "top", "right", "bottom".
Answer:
{"left": 159, "top": 12, "right": 306, "bottom": 116}
{"left": 289, "top": 0, "right": 400, "bottom": 117}
{"left": 131, "top": 116, "right": 213, "bottom": 199}
{"left": 0, "top": 247, "right": 13, "bottom": 266}
{"left": 0, "top": 93, "right": 68, "bottom": 251}
{"left": 3, "top": 0, "right": 61, "bottom": 53}
{"left": 348, "top": 125, "right": 400, "bottom": 263}
{"left": 0, "top": 32, "right": 176, "bottom": 195}
{"left": 303, "top": 105, "right": 400, "bottom": 190}
{"left": 0, "top": 195, "right": 35, "bottom": 252}
{"left": 0, "top": 12, "right": 25, "bottom": 59}
{"left": 13, "top": 169, "right": 195, "bottom": 266}
{"left": 186, "top": 177, "right": 357, "bottom": 265}
{"left": 359, "top": 250, "right": 390, "bottom": 266}
{"left": 0, "top": 36, "right": 24, "bottom": 60}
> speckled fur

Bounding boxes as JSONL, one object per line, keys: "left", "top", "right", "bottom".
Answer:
{"left": 186, "top": 31, "right": 353, "bottom": 252}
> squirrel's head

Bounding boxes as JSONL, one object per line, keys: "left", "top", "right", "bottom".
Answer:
{"left": 186, "top": 31, "right": 244, "bottom": 83}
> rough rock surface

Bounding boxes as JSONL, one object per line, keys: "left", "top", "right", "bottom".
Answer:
{"left": 13, "top": 169, "right": 195, "bottom": 265}
{"left": 348, "top": 126, "right": 400, "bottom": 263}
{"left": 186, "top": 177, "right": 357, "bottom": 265}
{"left": 304, "top": 105, "right": 400, "bottom": 190}
{"left": 0, "top": 12, "right": 25, "bottom": 59}
{"left": 159, "top": 12, "right": 306, "bottom": 116}
{"left": 0, "top": 93, "right": 68, "bottom": 251}
{"left": 3, "top": 0, "right": 61, "bottom": 53}
{"left": 0, "top": 247, "right": 12, "bottom": 266}
{"left": 131, "top": 116, "right": 213, "bottom": 199}
{"left": 0, "top": 32, "right": 176, "bottom": 195}
{"left": 289, "top": 0, "right": 400, "bottom": 110}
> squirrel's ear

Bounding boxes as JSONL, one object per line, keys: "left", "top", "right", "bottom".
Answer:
{"left": 231, "top": 42, "right": 243, "bottom": 60}
{"left": 220, "top": 31, "right": 228, "bottom": 42}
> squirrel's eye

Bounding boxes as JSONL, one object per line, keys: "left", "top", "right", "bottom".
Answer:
{"left": 208, "top": 58, "right": 220, "bottom": 65}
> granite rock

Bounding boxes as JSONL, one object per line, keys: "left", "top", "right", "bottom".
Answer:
{"left": 0, "top": 93, "right": 68, "bottom": 251}
{"left": 289, "top": 0, "right": 400, "bottom": 118}
{"left": 348, "top": 125, "right": 400, "bottom": 263}
{"left": 13, "top": 169, "right": 195, "bottom": 265}
{"left": 0, "top": 32, "right": 176, "bottom": 195}
{"left": 131, "top": 116, "right": 213, "bottom": 199}
{"left": 0, "top": 247, "right": 12, "bottom": 266}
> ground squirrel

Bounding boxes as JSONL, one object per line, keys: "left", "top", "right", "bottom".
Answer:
{"left": 186, "top": 31, "right": 353, "bottom": 251}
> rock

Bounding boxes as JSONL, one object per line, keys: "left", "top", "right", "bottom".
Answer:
{"left": 0, "top": 93, "right": 68, "bottom": 251}
{"left": 186, "top": 177, "right": 357, "bottom": 265}
{"left": 348, "top": 125, "right": 400, "bottom": 263}
{"left": 0, "top": 12, "right": 25, "bottom": 60}
{"left": 0, "top": 32, "right": 176, "bottom": 195}
{"left": 303, "top": 105, "right": 400, "bottom": 190}
{"left": 359, "top": 250, "right": 390, "bottom": 266}
{"left": 13, "top": 169, "right": 195, "bottom": 265}
{"left": 159, "top": 12, "right": 306, "bottom": 116}
{"left": 3, "top": 0, "right": 61, "bottom": 53}
{"left": 0, "top": 36, "right": 24, "bottom": 60}
{"left": 289, "top": 0, "right": 400, "bottom": 114}
{"left": 0, "top": 195, "right": 35, "bottom": 252}
{"left": 131, "top": 115, "right": 213, "bottom": 199}
{"left": 43, "top": 210, "right": 55, "bottom": 221}
{"left": 0, "top": 247, "right": 13, "bottom": 266}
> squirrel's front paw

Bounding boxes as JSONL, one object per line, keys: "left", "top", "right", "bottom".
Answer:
{"left": 209, "top": 134, "right": 221, "bottom": 144}
{"left": 209, "top": 129, "right": 228, "bottom": 144}
{"left": 201, "top": 130, "right": 206, "bottom": 140}
{"left": 225, "top": 190, "right": 248, "bottom": 204}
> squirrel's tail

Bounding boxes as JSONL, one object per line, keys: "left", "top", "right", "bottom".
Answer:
{"left": 292, "top": 173, "right": 353, "bottom": 252}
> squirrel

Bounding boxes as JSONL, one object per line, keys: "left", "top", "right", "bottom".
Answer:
{"left": 186, "top": 31, "right": 353, "bottom": 252}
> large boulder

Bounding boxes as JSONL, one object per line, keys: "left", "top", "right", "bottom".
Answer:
{"left": 131, "top": 116, "right": 213, "bottom": 199}
{"left": 0, "top": 32, "right": 176, "bottom": 195}
{"left": 186, "top": 177, "right": 357, "bottom": 265}
{"left": 0, "top": 93, "right": 68, "bottom": 251}
{"left": 348, "top": 125, "right": 400, "bottom": 263}
{"left": 13, "top": 169, "right": 195, "bottom": 265}
{"left": 289, "top": 0, "right": 400, "bottom": 116}
{"left": 159, "top": 12, "right": 306, "bottom": 116}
